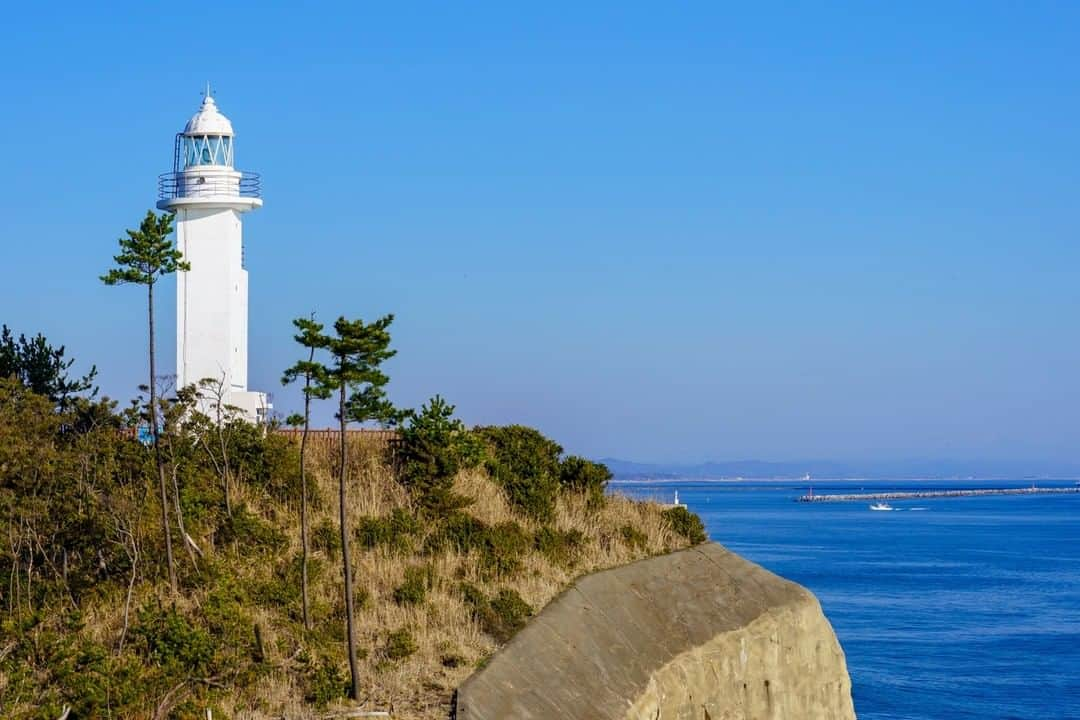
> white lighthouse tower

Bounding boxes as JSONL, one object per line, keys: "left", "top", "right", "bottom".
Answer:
{"left": 157, "top": 90, "right": 269, "bottom": 423}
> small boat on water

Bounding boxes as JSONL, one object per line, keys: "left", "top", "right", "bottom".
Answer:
{"left": 869, "top": 503, "right": 894, "bottom": 511}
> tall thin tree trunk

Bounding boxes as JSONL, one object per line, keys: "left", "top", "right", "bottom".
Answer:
{"left": 300, "top": 359, "right": 313, "bottom": 630}
{"left": 339, "top": 381, "right": 359, "bottom": 699}
{"left": 216, "top": 376, "right": 233, "bottom": 518}
{"left": 148, "top": 283, "right": 177, "bottom": 593}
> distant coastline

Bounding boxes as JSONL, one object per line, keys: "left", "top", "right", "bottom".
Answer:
{"left": 599, "top": 457, "right": 1080, "bottom": 482}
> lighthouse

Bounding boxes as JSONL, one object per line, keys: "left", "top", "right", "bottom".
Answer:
{"left": 157, "top": 90, "right": 269, "bottom": 423}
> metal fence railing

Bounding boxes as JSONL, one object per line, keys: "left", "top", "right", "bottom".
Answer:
{"left": 158, "top": 171, "right": 261, "bottom": 201}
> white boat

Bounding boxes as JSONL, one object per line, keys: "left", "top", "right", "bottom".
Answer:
{"left": 869, "top": 503, "right": 894, "bottom": 511}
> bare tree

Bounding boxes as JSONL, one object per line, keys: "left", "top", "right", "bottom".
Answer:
{"left": 195, "top": 374, "right": 242, "bottom": 518}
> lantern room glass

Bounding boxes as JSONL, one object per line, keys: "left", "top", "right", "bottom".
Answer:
{"left": 182, "top": 135, "right": 234, "bottom": 169}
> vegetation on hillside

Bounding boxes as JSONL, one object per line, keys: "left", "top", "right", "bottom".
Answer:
{"left": 0, "top": 210, "right": 707, "bottom": 719}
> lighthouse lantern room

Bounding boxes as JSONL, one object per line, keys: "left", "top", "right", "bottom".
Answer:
{"left": 157, "top": 89, "right": 268, "bottom": 423}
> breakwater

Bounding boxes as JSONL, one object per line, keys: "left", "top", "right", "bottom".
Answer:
{"left": 798, "top": 486, "right": 1080, "bottom": 503}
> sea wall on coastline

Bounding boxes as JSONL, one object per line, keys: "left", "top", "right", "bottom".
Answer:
{"left": 454, "top": 543, "right": 855, "bottom": 720}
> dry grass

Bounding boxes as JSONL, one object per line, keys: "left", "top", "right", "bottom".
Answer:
{"left": 83, "top": 436, "right": 690, "bottom": 720}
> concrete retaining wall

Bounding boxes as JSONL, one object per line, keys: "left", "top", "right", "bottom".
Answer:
{"left": 455, "top": 543, "right": 855, "bottom": 720}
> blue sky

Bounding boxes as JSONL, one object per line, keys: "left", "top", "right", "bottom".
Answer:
{"left": 2, "top": 3, "right": 1078, "bottom": 466}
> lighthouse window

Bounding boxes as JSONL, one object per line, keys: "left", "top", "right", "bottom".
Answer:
{"left": 182, "top": 135, "right": 233, "bottom": 168}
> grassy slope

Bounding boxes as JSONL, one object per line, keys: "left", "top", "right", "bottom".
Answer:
{"left": 53, "top": 436, "right": 692, "bottom": 720}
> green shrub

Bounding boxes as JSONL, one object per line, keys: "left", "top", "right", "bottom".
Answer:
{"left": 489, "top": 589, "right": 533, "bottom": 639}
{"left": 218, "top": 504, "right": 286, "bottom": 551}
{"left": 534, "top": 526, "right": 585, "bottom": 567}
{"left": 559, "top": 456, "right": 612, "bottom": 507}
{"left": 457, "top": 583, "right": 533, "bottom": 643}
{"left": 481, "top": 521, "right": 531, "bottom": 577}
{"left": 393, "top": 564, "right": 435, "bottom": 606}
{"left": 303, "top": 655, "right": 349, "bottom": 708}
{"left": 355, "top": 586, "right": 371, "bottom": 611}
{"left": 423, "top": 511, "right": 488, "bottom": 554}
{"left": 203, "top": 576, "right": 251, "bottom": 646}
{"left": 385, "top": 627, "right": 417, "bottom": 660}
{"left": 132, "top": 604, "right": 214, "bottom": 678}
{"left": 428, "top": 514, "right": 529, "bottom": 578}
{"left": 312, "top": 518, "right": 341, "bottom": 559}
{"left": 473, "top": 425, "right": 563, "bottom": 521}
{"left": 458, "top": 580, "right": 487, "bottom": 609}
{"left": 620, "top": 524, "right": 648, "bottom": 550}
{"left": 356, "top": 507, "right": 422, "bottom": 553}
{"left": 662, "top": 506, "right": 707, "bottom": 544}
{"left": 225, "top": 421, "right": 301, "bottom": 503}
{"left": 179, "top": 478, "right": 225, "bottom": 527}
{"left": 251, "top": 553, "right": 316, "bottom": 612}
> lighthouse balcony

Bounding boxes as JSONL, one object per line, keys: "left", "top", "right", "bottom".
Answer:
{"left": 157, "top": 170, "right": 262, "bottom": 210}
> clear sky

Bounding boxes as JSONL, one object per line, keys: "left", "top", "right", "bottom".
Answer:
{"left": 2, "top": 2, "right": 1078, "bottom": 466}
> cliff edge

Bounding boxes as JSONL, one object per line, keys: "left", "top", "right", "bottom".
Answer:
{"left": 455, "top": 542, "right": 855, "bottom": 719}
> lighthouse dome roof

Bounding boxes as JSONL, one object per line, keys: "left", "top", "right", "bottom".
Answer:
{"left": 183, "top": 95, "right": 234, "bottom": 136}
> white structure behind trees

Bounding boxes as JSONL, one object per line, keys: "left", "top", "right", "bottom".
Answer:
{"left": 157, "top": 91, "right": 268, "bottom": 423}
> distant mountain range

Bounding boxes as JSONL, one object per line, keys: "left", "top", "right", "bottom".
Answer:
{"left": 597, "top": 457, "right": 1080, "bottom": 480}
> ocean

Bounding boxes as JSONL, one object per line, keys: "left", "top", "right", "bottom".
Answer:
{"left": 614, "top": 479, "right": 1080, "bottom": 720}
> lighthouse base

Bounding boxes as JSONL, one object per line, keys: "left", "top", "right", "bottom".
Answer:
{"left": 187, "top": 388, "right": 270, "bottom": 427}
{"left": 227, "top": 390, "right": 271, "bottom": 425}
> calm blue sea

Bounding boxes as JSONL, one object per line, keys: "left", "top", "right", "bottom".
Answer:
{"left": 615, "top": 479, "right": 1080, "bottom": 720}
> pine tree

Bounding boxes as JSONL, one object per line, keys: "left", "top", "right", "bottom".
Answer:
{"left": 101, "top": 210, "right": 189, "bottom": 593}
{"left": 317, "top": 314, "right": 399, "bottom": 700}
{"left": 0, "top": 325, "right": 97, "bottom": 410}
{"left": 281, "top": 314, "right": 331, "bottom": 631}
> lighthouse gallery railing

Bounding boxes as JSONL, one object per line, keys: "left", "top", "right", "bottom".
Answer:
{"left": 157, "top": 171, "right": 261, "bottom": 201}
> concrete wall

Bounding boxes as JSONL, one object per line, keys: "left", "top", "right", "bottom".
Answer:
{"left": 455, "top": 543, "right": 855, "bottom": 720}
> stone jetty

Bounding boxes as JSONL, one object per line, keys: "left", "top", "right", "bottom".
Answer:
{"left": 798, "top": 486, "right": 1080, "bottom": 503}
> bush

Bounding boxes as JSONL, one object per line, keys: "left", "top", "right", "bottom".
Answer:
{"left": 312, "top": 518, "right": 341, "bottom": 559}
{"left": 385, "top": 628, "right": 417, "bottom": 660}
{"left": 458, "top": 580, "right": 487, "bottom": 609}
{"left": 393, "top": 564, "right": 435, "bottom": 606}
{"left": 218, "top": 504, "right": 286, "bottom": 551}
{"left": 459, "top": 583, "right": 533, "bottom": 643}
{"left": 132, "top": 604, "right": 214, "bottom": 679}
{"left": 473, "top": 425, "right": 563, "bottom": 521}
{"left": 303, "top": 655, "right": 349, "bottom": 708}
{"left": 423, "top": 511, "right": 488, "bottom": 554}
{"left": 398, "top": 396, "right": 479, "bottom": 514}
{"left": 662, "top": 506, "right": 707, "bottom": 544}
{"left": 559, "top": 456, "right": 612, "bottom": 507}
{"left": 534, "top": 526, "right": 585, "bottom": 567}
{"left": 251, "top": 553, "right": 318, "bottom": 612}
{"left": 203, "top": 577, "right": 251, "bottom": 647}
{"left": 427, "top": 515, "right": 529, "bottom": 578}
{"left": 620, "top": 524, "right": 648, "bottom": 551}
{"left": 489, "top": 589, "right": 533, "bottom": 639}
{"left": 482, "top": 521, "right": 531, "bottom": 578}
{"left": 356, "top": 507, "right": 422, "bottom": 553}
{"left": 227, "top": 422, "right": 301, "bottom": 502}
